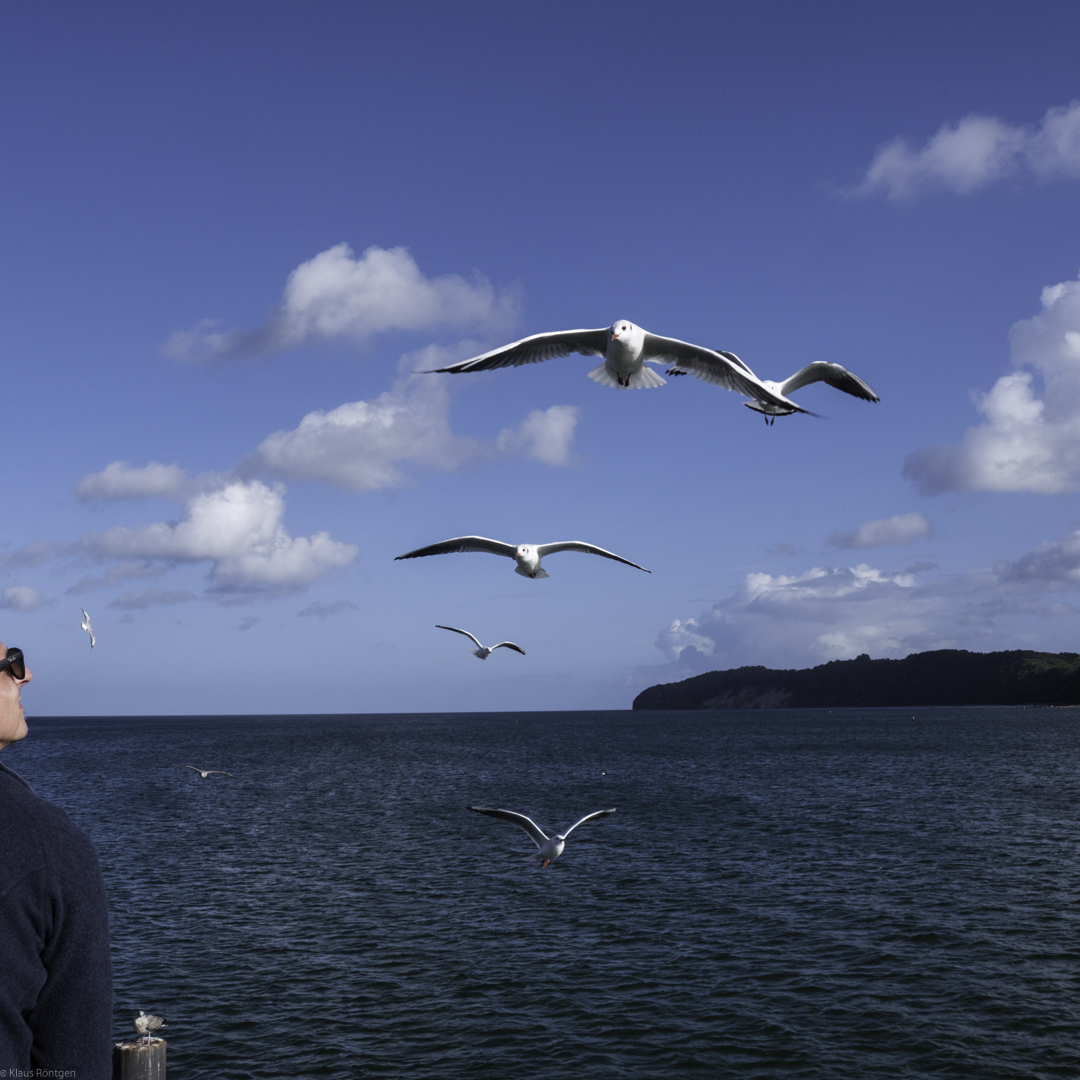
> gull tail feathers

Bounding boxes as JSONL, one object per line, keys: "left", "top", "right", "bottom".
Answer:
{"left": 629, "top": 365, "right": 666, "bottom": 389}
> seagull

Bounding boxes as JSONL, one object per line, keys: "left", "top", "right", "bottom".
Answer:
{"left": 179, "top": 765, "right": 237, "bottom": 779}
{"left": 468, "top": 806, "right": 617, "bottom": 867}
{"left": 666, "top": 353, "right": 879, "bottom": 424}
{"left": 80, "top": 608, "right": 95, "bottom": 649}
{"left": 424, "top": 320, "right": 878, "bottom": 420}
{"left": 395, "top": 537, "right": 650, "bottom": 578}
{"left": 436, "top": 625, "right": 525, "bottom": 659}
{"left": 425, "top": 319, "right": 783, "bottom": 396}
{"left": 134, "top": 1011, "right": 166, "bottom": 1044}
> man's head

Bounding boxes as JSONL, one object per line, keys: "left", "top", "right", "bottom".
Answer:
{"left": 0, "top": 640, "right": 32, "bottom": 751}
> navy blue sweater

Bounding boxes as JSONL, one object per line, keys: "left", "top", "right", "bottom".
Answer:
{"left": 0, "top": 760, "right": 112, "bottom": 1078}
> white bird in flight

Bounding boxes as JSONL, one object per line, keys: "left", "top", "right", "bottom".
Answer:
{"left": 395, "top": 537, "right": 650, "bottom": 579}
{"left": 469, "top": 805, "right": 617, "bottom": 868}
{"left": 436, "top": 625, "right": 525, "bottom": 659}
{"left": 179, "top": 765, "right": 237, "bottom": 779}
{"left": 426, "top": 320, "right": 878, "bottom": 419}
{"left": 134, "top": 1010, "right": 166, "bottom": 1044}
{"left": 667, "top": 354, "right": 879, "bottom": 424}
{"left": 80, "top": 608, "right": 95, "bottom": 649}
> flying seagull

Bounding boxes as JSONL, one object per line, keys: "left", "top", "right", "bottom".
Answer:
{"left": 426, "top": 320, "right": 878, "bottom": 420}
{"left": 469, "top": 805, "right": 617, "bottom": 868}
{"left": 666, "top": 354, "right": 879, "bottom": 424}
{"left": 425, "top": 319, "right": 784, "bottom": 397}
{"left": 395, "top": 537, "right": 650, "bottom": 579}
{"left": 179, "top": 765, "right": 237, "bottom": 779}
{"left": 436, "top": 625, "right": 525, "bottom": 659}
{"left": 134, "top": 1011, "right": 166, "bottom": 1044}
{"left": 80, "top": 609, "right": 95, "bottom": 649}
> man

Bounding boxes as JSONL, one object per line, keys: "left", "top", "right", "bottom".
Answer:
{"left": 0, "top": 640, "right": 112, "bottom": 1077}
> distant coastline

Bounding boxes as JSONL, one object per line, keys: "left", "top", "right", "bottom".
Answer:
{"left": 632, "top": 649, "right": 1080, "bottom": 710}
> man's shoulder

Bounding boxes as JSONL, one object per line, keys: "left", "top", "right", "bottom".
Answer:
{"left": 0, "top": 762, "right": 99, "bottom": 892}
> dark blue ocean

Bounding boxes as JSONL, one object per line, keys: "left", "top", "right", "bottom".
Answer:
{"left": 7, "top": 708, "right": 1080, "bottom": 1079}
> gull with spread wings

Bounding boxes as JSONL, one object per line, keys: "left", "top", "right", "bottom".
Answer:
{"left": 426, "top": 319, "right": 878, "bottom": 420}
{"left": 667, "top": 352, "right": 880, "bottom": 424}
{"left": 469, "top": 805, "right": 617, "bottom": 867}
{"left": 436, "top": 625, "right": 525, "bottom": 660}
{"left": 395, "top": 536, "right": 650, "bottom": 579}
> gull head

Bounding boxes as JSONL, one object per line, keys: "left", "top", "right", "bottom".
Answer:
{"left": 608, "top": 319, "right": 640, "bottom": 344}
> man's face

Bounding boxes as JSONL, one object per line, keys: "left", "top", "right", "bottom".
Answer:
{"left": 0, "top": 639, "right": 32, "bottom": 751}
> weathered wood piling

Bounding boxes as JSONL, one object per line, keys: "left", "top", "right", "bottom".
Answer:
{"left": 112, "top": 1037, "right": 166, "bottom": 1079}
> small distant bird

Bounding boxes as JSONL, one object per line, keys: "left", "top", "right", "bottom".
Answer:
{"left": 134, "top": 1010, "right": 166, "bottom": 1043}
{"left": 436, "top": 625, "right": 525, "bottom": 660}
{"left": 80, "top": 608, "right": 95, "bottom": 649}
{"left": 179, "top": 765, "right": 236, "bottom": 779}
{"left": 468, "top": 805, "right": 617, "bottom": 868}
{"left": 396, "top": 537, "right": 649, "bottom": 579}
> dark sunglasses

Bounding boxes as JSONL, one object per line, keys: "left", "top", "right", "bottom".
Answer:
{"left": 0, "top": 647, "right": 26, "bottom": 681}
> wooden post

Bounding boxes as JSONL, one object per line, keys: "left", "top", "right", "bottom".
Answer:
{"left": 112, "top": 1037, "right": 166, "bottom": 1079}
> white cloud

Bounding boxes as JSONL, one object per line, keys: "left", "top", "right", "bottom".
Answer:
{"left": 77, "top": 480, "right": 357, "bottom": 596}
{"left": 2, "top": 540, "right": 54, "bottom": 569}
{"left": 164, "top": 244, "right": 519, "bottom": 359}
{"left": 66, "top": 561, "right": 166, "bottom": 595}
{"left": 652, "top": 522, "right": 1080, "bottom": 677}
{"left": 109, "top": 589, "right": 198, "bottom": 610}
{"left": 74, "top": 461, "right": 193, "bottom": 502}
{"left": 855, "top": 101, "right": 1080, "bottom": 199}
{"left": 828, "top": 512, "right": 932, "bottom": 549}
{"left": 240, "top": 376, "right": 481, "bottom": 492}
{"left": 496, "top": 405, "right": 581, "bottom": 466}
{"left": 0, "top": 586, "right": 46, "bottom": 613}
{"left": 240, "top": 364, "right": 581, "bottom": 492}
{"left": 905, "top": 273, "right": 1080, "bottom": 494}
{"left": 298, "top": 600, "right": 358, "bottom": 618}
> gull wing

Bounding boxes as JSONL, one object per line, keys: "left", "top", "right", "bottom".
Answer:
{"left": 436, "top": 625, "right": 484, "bottom": 650}
{"left": 491, "top": 642, "right": 525, "bottom": 656}
{"left": 425, "top": 329, "right": 609, "bottom": 373}
{"left": 642, "top": 335, "right": 765, "bottom": 394}
{"left": 469, "top": 806, "right": 549, "bottom": 847}
{"left": 779, "top": 362, "right": 880, "bottom": 403}
{"left": 395, "top": 537, "right": 517, "bottom": 561}
{"left": 562, "top": 807, "right": 618, "bottom": 838}
{"left": 180, "top": 765, "right": 202, "bottom": 773}
{"left": 535, "top": 541, "right": 650, "bottom": 573}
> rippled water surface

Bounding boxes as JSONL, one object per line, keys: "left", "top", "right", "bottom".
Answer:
{"left": 9, "top": 708, "right": 1080, "bottom": 1078}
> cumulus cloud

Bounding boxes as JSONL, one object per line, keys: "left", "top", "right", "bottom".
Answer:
{"left": 74, "top": 461, "right": 193, "bottom": 502}
{"left": 240, "top": 368, "right": 581, "bottom": 492}
{"left": 77, "top": 480, "right": 357, "bottom": 596}
{"left": 164, "top": 244, "right": 519, "bottom": 359}
{"left": 653, "top": 521, "right": 1080, "bottom": 677}
{"left": 0, "top": 586, "right": 47, "bottom": 613}
{"left": 496, "top": 405, "right": 581, "bottom": 466}
{"left": 828, "top": 512, "right": 932, "bottom": 549}
{"left": 240, "top": 376, "right": 481, "bottom": 492}
{"left": 904, "top": 273, "right": 1080, "bottom": 494}
{"left": 109, "top": 589, "right": 198, "bottom": 610}
{"left": 298, "top": 600, "right": 358, "bottom": 618}
{"left": 855, "top": 100, "right": 1080, "bottom": 199}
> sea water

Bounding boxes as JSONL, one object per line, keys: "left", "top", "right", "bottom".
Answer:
{"left": 7, "top": 708, "right": 1079, "bottom": 1079}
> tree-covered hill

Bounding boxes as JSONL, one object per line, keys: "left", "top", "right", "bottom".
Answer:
{"left": 632, "top": 649, "right": 1080, "bottom": 710}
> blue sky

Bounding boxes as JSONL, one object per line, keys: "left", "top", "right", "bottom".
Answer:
{"left": 4, "top": 1, "right": 1080, "bottom": 715}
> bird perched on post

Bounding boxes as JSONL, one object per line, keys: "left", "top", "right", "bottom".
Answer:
{"left": 134, "top": 1010, "right": 166, "bottom": 1043}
